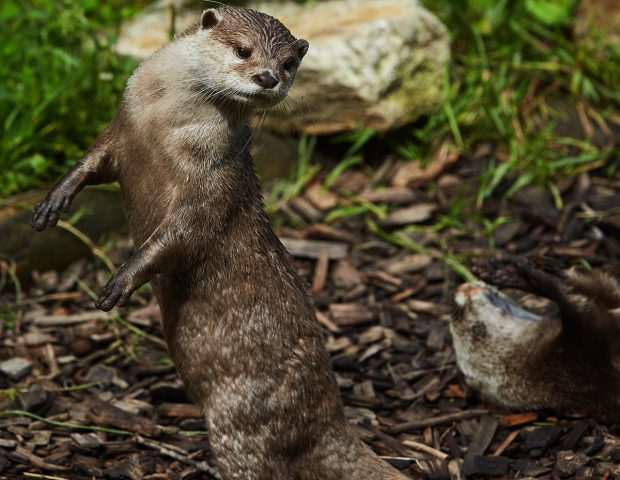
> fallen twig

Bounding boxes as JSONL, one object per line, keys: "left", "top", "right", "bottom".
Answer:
{"left": 401, "top": 439, "right": 449, "bottom": 461}
{"left": 389, "top": 409, "right": 489, "bottom": 435}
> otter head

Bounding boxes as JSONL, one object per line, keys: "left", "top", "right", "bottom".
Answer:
{"left": 194, "top": 6, "right": 308, "bottom": 107}
{"left": 450, "top": 282, "right": 545, "bottom": 401}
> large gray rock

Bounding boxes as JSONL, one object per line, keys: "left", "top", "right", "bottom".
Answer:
{"left": 258, "top": 0, "right": 449, "bottom": 133}
{"left": 116, "top": 0, "right": 449, "bottom": 134}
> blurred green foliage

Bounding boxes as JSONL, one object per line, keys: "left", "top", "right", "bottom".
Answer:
{"left": 0, "top": 0, "right": 142, "bottom": 197}
{"left": 395, "top": 0, "right": 620, "bottom": 203}
{"left": 2, "top": 0, "right": 620, "bottom": 208}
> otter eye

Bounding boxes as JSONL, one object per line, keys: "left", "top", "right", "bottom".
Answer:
{"left": 283, "top": 58, "right": 297, "bottom": 71}
{"left": 235, "top": 46, "right": 251, "bottom": 59}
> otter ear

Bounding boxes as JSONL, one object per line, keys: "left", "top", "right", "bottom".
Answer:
{"left": 201, "top": 9, "right": 219, "bottom": 30}
{"left": 295, "top": 39, "right": 309, "bottom": 59}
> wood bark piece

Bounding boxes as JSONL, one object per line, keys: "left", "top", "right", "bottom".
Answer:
{"left": 492, "top": 430, "right": 520, "bottom": 457}
{"left": 380, "top": 203, "right": 437, "bottom": 227}
{"left": 391, "top": 144, "right": 459, "bottom": 188}
{"left": 158, "top": 403, "right": 202, "bottom": 418}
{"left": 463, "top": 415, "right": 499, "bottom": 475}
{"left": 332, "top": 259, "right": 364, "bottom": 289}
{"left": 380, "top": 254, "right": 433, "bottom": 276}
{"left": 303, "top": 223, "right": 358, "bottom": 244}
{"left": 14, "top": 446, "right": 69, "bottom": 472}
{"left": 360, "top": 187, "right": 416, "bottom": 204}
{"left": 103, "top": 453, "right": 143, "bottom": 480}
{"left": 311, "top": 246, "right": 330, "bottom": 293}
{"left": 329, "top": 303, "right": 375, "bottom": 326}
{"left": 499, "top": 412, "right": 537, "bottom": 427}
{"left": 280, "top": 238, "right": 348, "bottom": 260}
{"left": 289, "top": 197, "right": 323, "bottom": 223}
{"left": 88, "top": 399, "right": 159, "bottom": 436}
{"left": 315, "top": 311, "right": 341, "bottom": 334}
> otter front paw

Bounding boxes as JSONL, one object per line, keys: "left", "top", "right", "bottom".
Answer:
{"left": 95, "top": 270, "right": 136, "bottom": 312}
{"left": 31, "top": 188, "right": 74, "bottom": 231}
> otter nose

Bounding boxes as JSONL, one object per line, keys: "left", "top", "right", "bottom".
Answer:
{"left": 253, "top": 72, "right": 279, "bottom": 89}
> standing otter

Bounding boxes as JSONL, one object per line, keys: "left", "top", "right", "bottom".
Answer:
{"left": 451, "top": 259, "right": 620, "bottom": 422}
{"left": 32, "top": 6, "right": 409, "bottom": 480}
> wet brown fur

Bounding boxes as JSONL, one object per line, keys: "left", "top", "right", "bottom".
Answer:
{"left": 32, "top": 6, "right": 409, "bottom": 480}
{"left": 453, "top": 260, "right": 620, "bottom": 422}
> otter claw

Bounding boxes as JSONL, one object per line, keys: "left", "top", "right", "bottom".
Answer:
{"left": 96, "top": 272, "right": 134, "bottom": 311}
{"left": 31, "top": 190, "right": 73, "bottom": 231}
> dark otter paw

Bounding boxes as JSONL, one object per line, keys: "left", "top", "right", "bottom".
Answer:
{"left": 95, "top": 271, "right": 135, "bottom": 312}
{"left": 31, "top": 188, "right": 74, "bottom": 231}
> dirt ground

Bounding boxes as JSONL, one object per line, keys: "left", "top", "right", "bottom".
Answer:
{"left": 1, "top": 150, "right": 620, "bottom": 479}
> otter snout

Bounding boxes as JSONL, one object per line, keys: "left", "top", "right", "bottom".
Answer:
{"left": 253, "top": 71, "right": 279, "bottom": 89}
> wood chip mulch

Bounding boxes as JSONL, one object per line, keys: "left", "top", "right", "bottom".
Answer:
{"left": 1, "top": 148, "right": 620, "bottom": 479}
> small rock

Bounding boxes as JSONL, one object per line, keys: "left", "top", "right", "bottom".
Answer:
{"left": 555, "top": 450, "right": 589, "bottom": 477}
{"left": 0, "top": 357, "right": 32, "bottom": 381}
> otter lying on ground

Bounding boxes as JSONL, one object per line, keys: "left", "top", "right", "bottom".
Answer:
{"left": 451, "top": 259, "right": 620, "bottom": 422}
{"left": 32, "top": 6, "right": 410, "bottom": 480}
